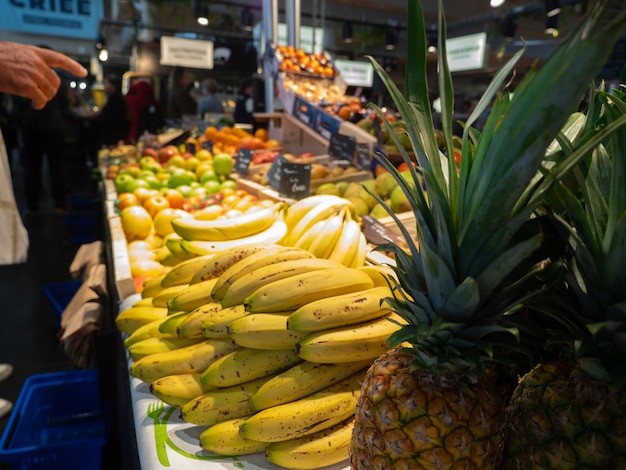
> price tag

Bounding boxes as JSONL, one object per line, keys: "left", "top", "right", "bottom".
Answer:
{"left": 279, "top": 160, "right": 311, "bottom": 200}
{"left": 233, "top": 148, "right": 253, "bottom": 175}
{"left": 202, "top": 140, "right": 213, "bottom": 152}
{"left": 266, "top": 154, "right": 285, "bottom": 190}
{"left": 355, "top": 142, "right": 372, "bottom": 171}
{"left": 186, "top": 142, "right": 197, "bottom": 155}
{"left": 328, "top": 133, "right": 356, "bottom": 161}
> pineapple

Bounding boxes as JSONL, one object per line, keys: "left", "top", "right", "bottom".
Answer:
{"left": 349, "top": 1, "right": 626, "bottom": 469}
{"left": 502, "top": 83, "right": 626, "bottom": 467}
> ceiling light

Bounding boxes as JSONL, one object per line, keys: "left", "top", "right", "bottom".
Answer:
{"left": 342, "top": 22, "right": 353, "bottom": 43}
{"left": 545, "top": 0, "right": 561, "bottom": 17}
{"left": 193, "top": 0, "right": 209, "bottom": 26}
{"left": 500, "top": 15, "right": 517, "bottom": 41}
{"left": 95, "top": 34, "right": 108, "bottom": 62}
{"left": 490, "top": 0, "right": 506, "bottom": 7}
{"left": 544, "top": 14, "right": 559, "bottom": 36}
{"left": 385, "top": 31, "right": 397, "bottom": 51}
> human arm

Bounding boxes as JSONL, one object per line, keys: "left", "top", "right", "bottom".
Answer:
{"left": 0, "top": 42, "right": 87, "bottom": 110}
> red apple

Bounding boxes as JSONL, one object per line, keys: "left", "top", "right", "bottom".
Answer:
{"left": 142, "top": 147, "right": 159, "bottom": 159}
{"left": 181, "top": 152, "right": 194, "bottom": 160}
{"left": 158, "top": 145, "right": 180, "bottom": 164}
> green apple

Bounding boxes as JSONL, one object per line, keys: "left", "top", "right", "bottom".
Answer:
{"left": 203, "top": 180, "right": 222, "bottom": 195}
{"left": 167, "top": 169, "right": 196, "bottom": 189}
{"left": 213, "top": 153, "right": 234, "bottom": 176}
{"left": 114, "top": 173, "right": 139, "bottom": 194}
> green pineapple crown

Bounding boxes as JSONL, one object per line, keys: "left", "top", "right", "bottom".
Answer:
{"left": 369, "top": 0, "right": 626, "bottom": 376}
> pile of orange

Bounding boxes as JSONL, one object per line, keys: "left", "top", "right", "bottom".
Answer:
{"left": 204, "top": 125, "right": 281, "bottom": 155}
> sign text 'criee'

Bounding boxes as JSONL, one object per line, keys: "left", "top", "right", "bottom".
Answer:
{"left": 8, "top": 0, "right": 91, "bottom": 16}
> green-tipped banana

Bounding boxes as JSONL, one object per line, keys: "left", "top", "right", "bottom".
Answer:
{"left": 130, "top": 338, "right": 240, "bottom": 383}
{"left": 128, "top": 336, "right": 204, "bottom": 360}
{"left": 164, "top": 233, "right": 197, "bottom": 260}
{"left": 150, "top": 373, "right": 216, "bottom": 407}
{"left": 297, "top": 313, "right": 405, "bottom": 363}
{"left": 189, "top": 244, "right": 273, "bottom": 285}
{"left": 180, "top": 376, "right": 270, "bottom": 426}
{"left": 141, "top": 274, "right": 167, "bottom": 298}
{"left": 244, "top": 267, "right": 375, "bottom": 313}
{"left": 160, "top": 254, "right": 215, "bottom": 287}
{"left": 171, "top": 202, "right": 283, "bottom": 241}
{"left": 227, "top": 313, "right": 308, "bottom": 350}
{"left": 265, "top": 417, "right": 354, "bottom": 469}
{"left": 209, "top": 246, "right": 315, "bottom": 301}
{"left": 199, "top": 416, "right": 269, "bottom": 456}
{"left": 199, "top": 304, "right": 247, "bottom": 339}
{"left": 176, "top": 302, "right": 222, "bottom": 338}
{"left": 151, "top": 284, "right": 189, "bottom": 308}
{"left": 201, "top": 347, "right": 302, "bottom": 388}
{"left": 115, "top": 306, "right": 169, "bottom": 335}
{"left": 239, "top": 371, "right": 363, "bottom": 442}
{"left": 167, "top": 278, "right": 218, "bottom": 312}
{"left": 287, "top": 286, "right": 393, "bottom": 332}
{"left": 221, "top": 258, "right": 345, "bottom": 308}
{"left": 250, "top": 360, "right": 371, "bottom": 411}
{"left": 123, "top": 316, "right": 171, "bottom": 348}
{"left": 158, "top": 311, "right": 190, "bottom": 335}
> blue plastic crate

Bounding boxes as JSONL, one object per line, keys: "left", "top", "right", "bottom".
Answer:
{"left": 63, "top": 213, "right": 98, "bottom": 245}
{"left": 0, "top": 370, "right": 107, "bottom": 470}
{"left": 42, "top": 280, "right": 82, "bottom": 330}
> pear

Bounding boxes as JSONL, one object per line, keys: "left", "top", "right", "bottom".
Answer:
{"left": 374, "top": 172, "right": 397, "bottom": 199}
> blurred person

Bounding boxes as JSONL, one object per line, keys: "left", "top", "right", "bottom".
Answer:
{"left": 0, "top": 93, "right": 18, "bottom": 169}
{"left": 94, "top": 74, "right": 129, "bottom": 148}
{"left": 126, "top": 80, "right": 164, "bottom": 142}
{"left": 197, "top": 78, "right": 224, "bottom": 117}
{"left": 233, "top": 78, "right": 254, "bottom": 125}
{"left": 0, "top": 41, "right": 86, "bottom": 417}
{"left": 166, "top": 67, "right": 197, "bottom": 122}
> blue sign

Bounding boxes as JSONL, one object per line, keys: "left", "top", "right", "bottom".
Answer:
{"left": 0, "top": 0, "right": 103, "bottom": 40}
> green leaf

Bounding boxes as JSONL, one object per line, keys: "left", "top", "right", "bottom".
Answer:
{"left": 440, "top": 276, "right": 480, "bottom": 323}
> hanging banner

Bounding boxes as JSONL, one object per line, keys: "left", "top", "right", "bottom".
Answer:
{"left": 160, "top": 36, "right": 214, "bottom": 69}
{"left": 0, "top": 0, "right": 103, "bottom": 39}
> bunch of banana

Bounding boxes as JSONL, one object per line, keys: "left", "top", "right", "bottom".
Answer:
{"left": 150, "top": 373, "right": 215, "bottom": 407}
{"left": 115, "top": 305, "right": 168, "bottom": 334}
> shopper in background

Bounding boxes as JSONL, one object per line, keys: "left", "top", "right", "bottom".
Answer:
{"left": 233, "top": 78, "right": 254, "bottom": 125}
{"left": 166, "top": 67, "right": 197, "bottom": 122}
{"left": 197, "top": 78, "right": 224, "bottom": 118}
{"left": 0, "top": 40, "right": 87, "bottom": 420}
{"left": 94, "top": 74, "right": 129, "bottom": 149}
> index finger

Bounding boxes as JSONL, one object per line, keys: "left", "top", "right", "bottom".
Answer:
{"left": 39, "top": 48, "right": 87, "bottom": 78}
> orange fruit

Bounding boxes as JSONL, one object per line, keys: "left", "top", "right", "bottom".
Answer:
{"left": 204, "top": 126, "right": 218, "bottom": 140}
{"left": 254, "top": 128, "right": 269, "bottom": 142}
{"left": 264, "top": 139, "right": 280, "bottom": 149}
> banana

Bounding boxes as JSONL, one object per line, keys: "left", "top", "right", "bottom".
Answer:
{"left": 167, "top": 278, "right": 219, "bottom": 312}
{"left": 297, "top": 313, "right": 405, "bottom": 363}
{"left": 115, "top": 306, "right": 169, "bottom": 335}
{"left": 292, "top": 218, "right": 325, "bottom": 251}
{"left": 158, "top": 311, "right": 190, "bottom": 335}
{"left": 244, "top": 267, "right": 375, "bottom": 313}
{"left": 284, "top": 194, "right": 351, "bottom": 230}
{"left": 286, "top": 286, "right": 393, "bottom": 332}
{"left": 199, "top": 416, "right": 269, "bottom": 456}
{"left": 171, "top": 202, "right": 284, "bottom": 241}
{"left": 199, "top": 304, "right": 247, "bottom": 339}
{"left": 132, "top": 297, "right": 155, "bottom": 308}
{"left": 141, "top": 274, "right": 167, "bottom": 298}
{"left": 282, "top": 197, "right": 353, "bottom": 246}
{"left": 164, "top": 233, "right": 198, "bottom": 260}
{"left": 180, "top": 215, "right": 288, "bottom": 256}
{"left": 210, "top": 246, "right": 315, "bottom": 301}
{"left": 150, "top": 373, "right": 216, "bottom": 407}
{"left": 265, "top": 417, "right": 354, "bottom": 469}
{"left": 327, "top": 214, "right": 362, "bottom": 267}
{"left": 160, "top": 254, "right": 215, "bottom": 287}
{"left": 350, "top": 231, "right": 369, "bottom": 268}
{"left": 358, "top": 265, "right": 398, "bottom": 288}
{"left": 123, "top": 316, "right": 173, "bottom": 348}
{"left": 189, "top": 244, "right": 275, "bottom": 285}
{"left": 151, "top": 284, "right": 190, "bottom": 308}
{"left": 250, "top": 360, "right": 371, "bottom": 411}
{"left": 201, "top": 347, "right": 302, "bottom": 388}
{"left": 239, "top": 371, "right": 363, "bottom": 442}
{"left": 221, "top": 258, "right": 345, "bottom": 308}
{"left": 305, "top": 209, "right": 346, "bottom": 259}
{"left": 128, "top": 336, "right": 204, "bottom": 360}
{"left": 227, "top": 313, "right": 308, "bottom": 350}
{"left": 180, "top": 376, "right": 270, "bottom": 426}
{"left": 176, "top": 302, "right": 222, "bottom": 338}
{"left": 129, "top": 338, "right": 240, "bottom": 383}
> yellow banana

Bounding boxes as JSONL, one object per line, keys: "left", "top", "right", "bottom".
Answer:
{"left": 180, "top": 376, "right": 270, "bottom": 426}
{"left": 128, "top": 336, "right": 204, "bottom": 360}
{"left": 201, "top": 347, "right": 302, "bottom": 388}
{"left": 164, "top": 233, "right": 198, "bottom": 260}
{"left": 151, "top": 284, "right": 190, "bottom": 308}
{"left": 297, "top": 313, "right": 405, "bottom": 363}
{"left": 265, "top": 417, "right": 354, "bottom": 469}
{"left": 150, "top": 373, "right": 216, "bottom": 407}
{"left": 210, "top": 246, "right": 315, "bottom": 301}
{"left": 158, "top": 311, "right": 190, "bottom": 335}
{"left": 305, "top": 210, "right": 345, "bottom": 259}
{"left": 293, "top": 218, "right": 326, "bottom": 251}
{"left": 358, "top": 265, "right": 398, "bottom": 288}
{"left": 244, "top": 267, "right": 375, "bottom": 313}
{"left": 286, "top": 286, "right": 393, "bottom": 332}
{"left": 132, "top": 297, "right": 155, "bottom": 308}
{"left": 327, "top": 214, "right": 362, "bottom": 267}
{"left": 199, "top": 416, "right": 269, "bottom": 456}
{"left": 160, "top": 254, "right": 215, "bottom": 287}
{"left": 176, "top": 302, "right": 222, "bottom": 338}
{"left": 130, "top": 338, "right": 240, "bottom": 383}
{"left": 141, "top": 274, "right": 167, "bottom": 298}
{"left": 199, "top": 304, "right": 247, "bottom": 339}
{"left": 283, "top": 196, "right": 353, "bottom": 245}
{"left": 123, "top": 316, "right": 173, "bottom": 348}
{"left": 350, "top": 231, "right": 369, "bottom": 268}
{"left": 189, "top": 244, "right": 274, "bottom": 285}
{"left": 221, "top": 258, "right": 345, "bottom": 308}
{"left": 227, "top": 313, "right": 308, "bottom": 350}
{"left": 284, "top": 194, "right": 349, "bottom": 229}
{"left": 171, "top": 202, "right": 284, "bottom": 241}
{"left": 250, "top": 360, "right": 371, "bottom": 411}
{"left": 167, "top": 278, "right": 219, "bottom": 312}
{"left": 239, "top": 371, "right": 363, "bottom": 442}
{"left": 115, "top": 306, "right": 169, "bottom": 335}
{"left": 179, "top": 215, "right": 288, "bottom": 256}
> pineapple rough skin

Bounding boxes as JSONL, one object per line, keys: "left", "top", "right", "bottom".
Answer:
{"left": 350, "top": 348, "right": 508, "bottom": 470}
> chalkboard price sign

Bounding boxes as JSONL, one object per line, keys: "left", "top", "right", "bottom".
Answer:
{"left": 186, "top": 142, "right": 197, "bottom": 155}
{"left": 328, "top": 133, "right": 356, "bottom": 161}
{"left": 233, "top": 148, "right": 253, "bottom": 175}
{"left": 279, "top": 160, "right": 311, "bottom": 200}
{"left": 355, "top": 142, "right": 372, "bottom": 171}
{"left": 266, "top": 154, "right": 285, "bottom": 190}
{"left": 202, "top": 140, "right": 213, "bottom": 151}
